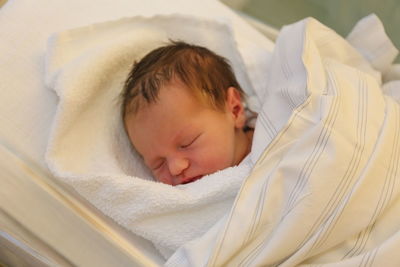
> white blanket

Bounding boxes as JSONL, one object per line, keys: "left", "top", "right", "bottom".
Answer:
{"left": 167, "top": 15, "right": 400, "bottom": 266}
{"left": 45, "top": 15, "right": 268, "bottom": 259}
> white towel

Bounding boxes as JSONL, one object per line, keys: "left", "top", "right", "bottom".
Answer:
{"left": 44, "top": 14, "right": 264, "bottom": 259}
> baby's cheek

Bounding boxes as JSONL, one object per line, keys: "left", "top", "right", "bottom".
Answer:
{"left": 153, "top": 169, "right": 171, "bottom": 184}
{"left": 199, "top": 149, "right": 233, "bottom": 173}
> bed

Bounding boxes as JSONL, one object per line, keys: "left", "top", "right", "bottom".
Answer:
{"left": 1, "top": 0, "right": 400, "bottom": 266}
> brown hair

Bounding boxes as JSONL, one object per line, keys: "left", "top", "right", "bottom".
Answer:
{"left": 120, "top": 41, "right": 245, "bottom": 120}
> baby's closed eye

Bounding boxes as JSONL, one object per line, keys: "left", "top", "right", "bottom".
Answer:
{"left": 152, "top": 159, "right": 165, "bottom": 170}
{"left": 179, "top": 133, "right": 202, "bottom": 149}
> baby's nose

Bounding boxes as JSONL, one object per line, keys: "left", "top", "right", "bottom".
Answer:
{"left": 168, "top": 157, "right": 189, "bottom": 177}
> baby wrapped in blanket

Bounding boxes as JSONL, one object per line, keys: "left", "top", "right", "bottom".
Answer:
{"left": 46, "top": 12, "right": 400, "bottom": 265}
{"left": 121, "top": 41, "right": 255, "bottom": 186}
{"left": 44, "top": 15, "right": 270, "bottom": 259}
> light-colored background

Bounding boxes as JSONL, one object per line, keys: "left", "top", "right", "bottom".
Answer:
{"left": 3, "top": 0, "right": 398, "bottom": 61}
{"left": 223, "top": 0, "right": 400, "bottom": 62}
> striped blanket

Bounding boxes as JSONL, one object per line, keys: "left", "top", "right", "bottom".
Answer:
{"left": 167, "top": 15, "right": 400, "bottom": 267}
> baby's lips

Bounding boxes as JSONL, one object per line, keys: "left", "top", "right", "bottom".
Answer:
{"left": 181, "top": 175, "right": 203, "bottom": 184}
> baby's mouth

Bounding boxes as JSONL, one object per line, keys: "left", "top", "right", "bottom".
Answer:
{"left": 181, "top": 175, "right": 203, "bottom": 184}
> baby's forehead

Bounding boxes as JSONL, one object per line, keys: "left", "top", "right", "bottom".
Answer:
{"left": 153, "top": 82, "right": 215, "bottom": 110}
{"left": 127, "top": 86, "right": 195, "bottom": 117}
{"left": 124, "top": 79, "right": 228, "bottom": 133}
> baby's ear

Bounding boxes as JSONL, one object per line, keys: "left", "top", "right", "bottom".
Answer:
{"left": 226, "top": 87, "right": 246, "bottom": 129}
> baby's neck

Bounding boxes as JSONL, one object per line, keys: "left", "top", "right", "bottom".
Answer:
{"left": 235, "top": 128, "right": 254, "bottom": 165}
{"left": 244, "top": 129, "right": 254, "bottom": 157}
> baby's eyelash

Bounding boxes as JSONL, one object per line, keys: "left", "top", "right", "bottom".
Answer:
{"left": 180, "top": 134, "right": 201, "bottom": 149}
{"left": 152, "top": 160, "right": 164, "bottom": 170}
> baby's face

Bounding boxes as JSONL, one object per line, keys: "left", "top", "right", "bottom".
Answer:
{"left": 124, "top": 80, "right": 250, "bottom": 186}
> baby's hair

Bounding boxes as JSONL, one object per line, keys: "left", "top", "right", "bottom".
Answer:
{"left": 120, "top": 40, "right": 244, "bottom": 119}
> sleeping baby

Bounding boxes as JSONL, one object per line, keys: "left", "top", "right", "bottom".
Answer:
{"left": 120, "top": 41, "right": 255, "bottom": 185}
